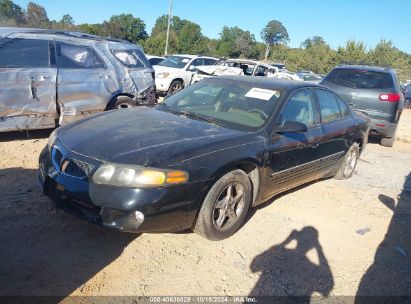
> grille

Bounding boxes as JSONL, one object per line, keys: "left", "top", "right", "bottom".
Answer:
{"left": 62, "top": 159, "right": 94, "bottom": 179}
{"left": 52, "top": 145, "right": 94, "bottom": 179}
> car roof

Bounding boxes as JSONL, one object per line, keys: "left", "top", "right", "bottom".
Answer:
{"left": 170, "top": 54, "right": 218, "bottom": 60}
{"left": 216, "top": 75, "right": 323, "bottom": 90}
{"left": 0, "top": 27, "right": 131, "bottom": 44}
{"left": 335, "top": 64, "right": 395, "bottom": 74}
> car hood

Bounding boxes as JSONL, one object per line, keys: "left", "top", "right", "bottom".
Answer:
{"left": 56, "top": 107, "right": 248, "bottom": 167}
{"left": 153, "top": 65, "right": 184, "bottom": 74}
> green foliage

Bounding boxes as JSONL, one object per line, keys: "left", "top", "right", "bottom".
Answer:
{"left": 217, "top": 26, "right": 257, "bottom": 58}
{"left": 336, "top": 40, "right": 367, "bottom": 64}
{"left": 261, "top": 20, "right": 289, "bottom": 46}
{"left": 0, "top": 0, "right": 24, "bottom": 25}
{"left": 103, "top": 14, "right": 148, "bottom": 44}
{"left": 0, "top": 0, "right": 410, "bottom": 81}
{"left": 25, "top": 1, "right": 49, "bottom": 27}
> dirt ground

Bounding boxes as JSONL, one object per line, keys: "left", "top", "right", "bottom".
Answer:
{"left": 0, "top": 110, "right": 410, "bottom": 301}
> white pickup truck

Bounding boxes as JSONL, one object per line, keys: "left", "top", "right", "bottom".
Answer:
{"left": 154, "top": 54, "right": 218, "bottom": 95}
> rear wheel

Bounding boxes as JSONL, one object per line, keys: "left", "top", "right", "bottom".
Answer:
{"left": 405, "top": 98, "right": 411, "bottom": 109}
{"left": 167, "top": 80, "right": 184, "bottom": 95}
{"left": 380, "top": 127, "right": 397, "bottom": 147}
{"left": 335, "top": 143, "right": 359, "bottom": 180}
{"left": 380, "top": 136, "right": 396, "bottom": 147}
{"left": 113, "top": 96, "right": 136, "bottom": 110}
{"left": 194, "top": 169, "right": 252, "bottom": 241}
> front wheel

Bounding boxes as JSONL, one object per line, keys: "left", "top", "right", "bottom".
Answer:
{"left": 167, "top": 80, "right": 184, "bottom": 95}
{"left": 335, "top": 142, "right": 360, "bottom": 180}
{"left": 194, "top": 169, "right": 252, "bottom": 241}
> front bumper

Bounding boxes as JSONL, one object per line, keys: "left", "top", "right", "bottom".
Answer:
{"left": 38, "top": 143, "right": 206, "bottom": 233}
{"left": 155, "top": 77, "right": 173, "bottom": 93}
{"left": 135, "top": 85, "right": 157, "bottom": 105}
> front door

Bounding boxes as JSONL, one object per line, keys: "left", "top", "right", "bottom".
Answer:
{"left": 263, "top": 89, "right": 323, "bottom": 198}
{"left": 55, "top": 41, "right": 116, "bottom": 125}
{"left": 0, "top": 38, "right": 57, "bottom": 131}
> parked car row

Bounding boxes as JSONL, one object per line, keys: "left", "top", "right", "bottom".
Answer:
{"left": 1, "top": 28, "right": 404, "bottom": 240}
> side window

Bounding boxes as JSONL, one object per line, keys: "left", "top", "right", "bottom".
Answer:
{"left": 255, "top": 65, "right": 268, "bottom": 77}
{"left": 336, "top": 96, "right": 350, "bottom": 117}
{"left": 57, "top": 42, "right": 104, "bottom": 69}
{"left": 204, "top": 58, "right": 217, "bottom": 65}
{"left": 279, "top": 90, "right": 315, "bottom": 127}
{"left": 0, "top": 38, "right": 49, "bottom": 68}
{"left": 190, "top": 58, "right": 204, "bottom": 67}
{"left": 188, "top": 58, "right": 204, "bottom": 71}
{"left": 316, "top": 89, "right": 342, "bottom": 123}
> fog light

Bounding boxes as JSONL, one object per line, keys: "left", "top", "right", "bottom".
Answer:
{"left": 134, "top": 211, "right": 144, "bottom": 223}
{"left": 100, "top": 208, "right": 145, "bottom": 232}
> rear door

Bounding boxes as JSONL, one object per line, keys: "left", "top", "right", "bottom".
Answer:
{"left": 55, "top": 41, "right": 116, "bottom": 125}
{"left": 0, "top": 38, "right": 57, "bottom": 131}
{"left": 313, "top": 88, "right": 356, "bottom": 172}
{"left": 322, "top": 68, "right": 399, "bottom": 123}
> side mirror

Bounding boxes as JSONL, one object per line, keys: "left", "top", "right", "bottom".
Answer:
{"left": 188, "top": 65, "right": 197, "bottom": 72}
{"left": 274, "top": 120, "right": 308, "bottom": 133}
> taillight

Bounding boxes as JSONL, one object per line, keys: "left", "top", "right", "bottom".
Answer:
{"left": 379, "top": 93, "right": 400, "bottom": 102}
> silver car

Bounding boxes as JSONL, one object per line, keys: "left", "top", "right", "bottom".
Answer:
{"left": 0, "top": 27, "right": 156, "bottom": 132}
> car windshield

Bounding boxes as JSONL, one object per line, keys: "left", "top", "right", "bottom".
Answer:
{"left": 157, "top": 79, "right": 282, "bottom": 131}
{"left": 158, "top": 56, "right": 191, "bottom": 69}
{"left": 304, "top": 74, "right": 322, "bottom": 81}
{"left": 324, "top": 69, "right": 394, "bottom": 89}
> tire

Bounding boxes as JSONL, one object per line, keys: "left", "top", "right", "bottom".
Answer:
{"left": 112, "top": 96, "right": 136, "bottom": 110}
{"left": 380, "top": 136, "right": 395, "bottom": 147}
{"left": 405, "top": 99, "right": 411, "bottom": 109}
{"left": 194, "top": 169, "right": 252, "bottom": 241}
{"left": 167, "top": 80, "right": 184, "bottom": 95}
{"left": 380, "top": 126, "right": 397, "bottom": 147}
{"left": 335, "top": 142, "right": 360, "bottom": 180}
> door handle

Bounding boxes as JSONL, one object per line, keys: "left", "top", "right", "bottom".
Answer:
{"left": 310, "top": 143, "right": 319, "bottom": 149}
{"left": 41, "top": 75, "right": 49, "bottom": 80}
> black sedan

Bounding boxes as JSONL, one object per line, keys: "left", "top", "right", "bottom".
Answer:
{"left": 38, "top": 76, "right": 369, "bottom": 240}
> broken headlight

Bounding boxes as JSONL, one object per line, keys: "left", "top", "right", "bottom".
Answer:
{"left": 93, "top": 163, "right": 189, "bottom": 188}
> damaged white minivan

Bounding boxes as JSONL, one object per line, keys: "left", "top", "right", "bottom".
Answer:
{"left": 0, "top": 27, "right": 156, "bottom": 132}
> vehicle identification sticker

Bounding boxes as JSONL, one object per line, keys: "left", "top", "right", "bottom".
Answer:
{"left": 245, "top": 88, "right": 278, "bottom": 101}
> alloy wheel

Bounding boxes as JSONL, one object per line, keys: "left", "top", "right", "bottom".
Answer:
{"left": 212, "top": 182, "right": 246, "bottom": 231}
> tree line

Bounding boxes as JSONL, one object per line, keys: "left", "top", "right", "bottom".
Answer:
{"left": 1, "top": 0, "right": 410, "bottom": 81}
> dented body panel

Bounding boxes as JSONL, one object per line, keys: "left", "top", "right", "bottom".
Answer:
{"left": 0, "top": 27, "right": 155, "bottom": 132}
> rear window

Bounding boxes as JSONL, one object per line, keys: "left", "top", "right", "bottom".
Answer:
{"left": 324, "top": 69, "right": 394, "bottom": 89}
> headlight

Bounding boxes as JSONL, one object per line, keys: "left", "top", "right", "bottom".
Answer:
{"left": 93, "top": 163, "right": 189, "bottom": 188}
{"left": 47, "top": 129, "right": 57, "bottom": 152}
{"left": 156, "top": 72, "right": 170, "bottom": 78}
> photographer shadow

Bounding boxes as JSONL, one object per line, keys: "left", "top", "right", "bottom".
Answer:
{"left": 249, "top": 227, "right": 334, "bottom": 303}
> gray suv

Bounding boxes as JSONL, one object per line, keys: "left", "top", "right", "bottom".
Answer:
{"left": 0, "top": 27, "right": 156, "bottom": 132}
{"left": 321, "top": 65, "right": 404, "bottom": 147}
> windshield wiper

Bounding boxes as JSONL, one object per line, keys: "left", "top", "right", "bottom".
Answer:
{"left": 178, "top": 110, "right": 222, "bottom": 126}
